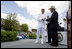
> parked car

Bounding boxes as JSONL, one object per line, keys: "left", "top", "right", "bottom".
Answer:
{"left": 17, "top": 36, "right": 22, "bottom": 40}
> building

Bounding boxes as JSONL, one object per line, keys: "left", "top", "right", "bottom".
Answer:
{"left": 31, "top": 29, "right": 37, "bottom": 34}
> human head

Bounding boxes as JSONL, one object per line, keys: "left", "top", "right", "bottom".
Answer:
{"left": 63, "top": 18, "right": 67, "bottom": 22}
{"left": 49, "top": 6, "right": 55, "bottom": 13}
{"left": 41, "top": 9, "right": 45, "bottom": 14}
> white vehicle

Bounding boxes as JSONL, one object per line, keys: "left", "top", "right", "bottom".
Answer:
{"left": 17, "top": 36, "right": 22, "bottom": 39}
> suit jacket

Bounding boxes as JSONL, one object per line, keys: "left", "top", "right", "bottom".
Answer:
{"left": 46, "top": 11, "right": 58, "bottom": 29}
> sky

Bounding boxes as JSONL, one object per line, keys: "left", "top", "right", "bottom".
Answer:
{"left": 1, "top": 1, "right": 69, "bottom": 31}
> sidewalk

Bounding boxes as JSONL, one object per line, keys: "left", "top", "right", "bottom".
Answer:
{"left": 1, "top": 39, "right": 67, "bottom": 48}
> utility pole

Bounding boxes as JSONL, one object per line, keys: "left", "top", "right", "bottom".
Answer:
{"left": 67, "top": 1, "right": 71, "bottom": 48}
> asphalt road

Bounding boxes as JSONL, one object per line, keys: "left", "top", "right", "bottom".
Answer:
{"left": 1, "top": 39, "right": 67, "bottom": 48}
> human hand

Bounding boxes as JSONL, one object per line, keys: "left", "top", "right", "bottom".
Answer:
{"left": 47, "top": 16, "right": 49, "bottom": 19}
{"left": 42, "top": 18, "right": 45, "bottom": 21}
{"left": 46, "top": 21, "right": 49, "bottom": 24}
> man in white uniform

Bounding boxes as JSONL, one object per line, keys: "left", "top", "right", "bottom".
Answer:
{"left": 35, "top": 9, "right": 46, "bottom": 44}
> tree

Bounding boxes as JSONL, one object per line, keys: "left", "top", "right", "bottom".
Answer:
{"left": 3, "top": 13, "right": 20, "bottom": 31}
{"left": 21, "top": 24, "right": 29, "bottom": 32}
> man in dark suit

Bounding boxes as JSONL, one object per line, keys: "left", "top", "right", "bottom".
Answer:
{"left": 46, "top": 16, "right": 52, "bottom": 44}
{"left": 46, "top": 6, "right": 58, "bottom": 46}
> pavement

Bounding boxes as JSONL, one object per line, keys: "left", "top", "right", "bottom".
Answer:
{"left": 1, "top": 39, "right": 67, "bottom": 48}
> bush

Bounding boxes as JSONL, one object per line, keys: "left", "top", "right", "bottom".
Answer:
{"left": 40, "top": 34, "right": 42, "bottom": 38}
{"left": 21, "top": 24, "right": 29, "bottom": 32}
{"left": 29, "top": 33, "right": 42, "bottom": 39}
{"left": 1, "top": 29, "right": 5, "bottom": 32}
{"left": 29, "top": 33, "right": 36, "bottom": 39}
{"left": 1, "top": 30, "right": 18, "bottom": 42}
{"left": 3, "top": 13, "right": 20, "bottom": 31}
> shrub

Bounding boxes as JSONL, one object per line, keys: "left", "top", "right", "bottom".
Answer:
{"left": 21, "top": 24, "right": 29, "bottom": 32}
{"left": 29, "top": 33, "right": 36, "bottom": 39}
{"left": 3, "top": 13, "right": 20, "bottom": 31}
{"left": 40, "top": 34, "right": 42, "bottom": 38}
{"left": 28, "top": 33, "right": 42, "bottom": 39}
{"left": 1, "top": 29, "right": 5, "bottom": 31}
{"left": 1, "top": 30, "right": 18, "bottom": 42}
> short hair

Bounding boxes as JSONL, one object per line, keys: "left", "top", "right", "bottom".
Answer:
{"left": 63, "top": 18, "right": 66, "bottom": 21}
{"left": 41, "top": 9, "right": 45, "bottom": 10}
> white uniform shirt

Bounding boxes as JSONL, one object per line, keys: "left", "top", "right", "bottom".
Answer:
{"left": 45, "top": 12, "right": 52, "bottom": 24}
{"left": 45, "top": 11, "right": 52, "bottom": 17}
{"left": 37, "top": 13, "right": 47, "bottom": 28}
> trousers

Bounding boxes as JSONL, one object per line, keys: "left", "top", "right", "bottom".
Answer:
{"left": 36, "top": 27, "right": 45, "bottom": 42}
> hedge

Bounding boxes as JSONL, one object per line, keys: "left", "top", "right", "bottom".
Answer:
{"left": 1, "top": 30, "right": 18, "bottom": 42}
